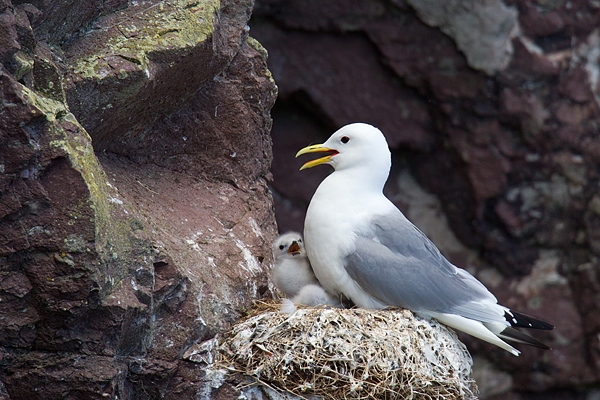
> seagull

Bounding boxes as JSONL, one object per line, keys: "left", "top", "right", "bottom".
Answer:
{"left": 280, "top": 284, "right": 343, "bottom": 314}
{"left": 272, "top": 232, "right": 319, "bottom": 297}
{"left": 272, "top": 232, "right": 342, "bottom": 312}
{"left": 296, "top": 122, "right": 553, "bottom": 356}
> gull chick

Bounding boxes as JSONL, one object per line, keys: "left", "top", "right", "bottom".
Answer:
{"left": 272, "top": 232, "right": 341, "bottom": 312}
{"left": 272, "top": 231, "right": 318, "bottom": 297}
{"left": 296, "top": 123, "right": 553, "bottom": 356}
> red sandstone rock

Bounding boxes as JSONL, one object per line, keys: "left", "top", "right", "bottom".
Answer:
{"left": 0, "top": 0, "right": 277, "bottom": 398}
{"left": 253, "top": 0, "right": 600, "bottom": 397}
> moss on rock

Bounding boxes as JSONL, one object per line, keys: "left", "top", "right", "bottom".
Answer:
{"left": 72, "top": 0, "right": 219, "bottom": 80}
{"left": 19, "top": 80, "right": 151, "bottom": 299}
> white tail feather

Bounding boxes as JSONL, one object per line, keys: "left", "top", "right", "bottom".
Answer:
{"left": 426, "top": 312, "right": 520, "bottom": 356}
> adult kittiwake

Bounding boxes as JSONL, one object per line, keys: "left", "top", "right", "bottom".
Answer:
{"left": 272, "top": 232, "right": 341, "bottom": 312}
{"left": 296, "top": 122, "right": 553, "bottom": 356}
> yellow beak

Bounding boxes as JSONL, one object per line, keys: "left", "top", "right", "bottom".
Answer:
{"left": 295, "top": 144, "right": 338, "bottom": 170}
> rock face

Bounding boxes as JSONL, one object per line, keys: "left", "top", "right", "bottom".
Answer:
{"left": 254, "top": 0, "right": 600, "bottom": 398}
{"left": 0, "top": 0, "right": 277, "bottom": 398}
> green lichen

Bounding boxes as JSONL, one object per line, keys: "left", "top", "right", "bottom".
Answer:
{"left": 73, "top": 0, "right": 220, "bottom": 80}
{"left": 11, "top": 51, "right": 34, "bottom": 81}
{"left": 246, "top": 36, "right": 268, "bottom": 60}
{"left": 246, "top": 36, "right": 277, "bottom": 88}
{"left": 18, "top": 83, "right": 146, "bottom": 295}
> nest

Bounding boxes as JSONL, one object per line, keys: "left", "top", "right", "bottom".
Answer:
{"left": 218, "top": 302, "right": 478, "bottom": 399}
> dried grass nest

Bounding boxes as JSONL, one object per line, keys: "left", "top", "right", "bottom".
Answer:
{"left": 218, "top": 301, "right": 478, "bottom": 399}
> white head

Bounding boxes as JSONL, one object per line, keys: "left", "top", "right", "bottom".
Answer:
{"left": 295, "top": 123, "right": 391, "bottom": 190}
{"left": 273, "top": 231, "right": 306, "bottom": 261}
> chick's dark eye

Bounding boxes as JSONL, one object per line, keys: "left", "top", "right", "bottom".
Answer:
{"left": 279, "top": 245, "right": 285, "bottom": 250}
{"left": 341, "top": 136, "right": 350, "bottom": 144}
{"left": 298, "top": 239, "right": 302, "bottom": 243}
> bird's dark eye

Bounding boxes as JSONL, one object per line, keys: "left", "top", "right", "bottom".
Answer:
{"left": 341, "top": 136, "right": 350, "bottom": 143}
{"left": 298, "top": 239, "right": 302, "bottom": 243}
{"left": 279, "top": 245, "right": 285, "bottom": 250}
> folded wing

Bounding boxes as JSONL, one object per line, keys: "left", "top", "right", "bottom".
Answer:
{"left": 344, "top": 212, "right": 506, "bottom": 324}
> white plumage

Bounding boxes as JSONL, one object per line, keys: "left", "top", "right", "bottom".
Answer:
{"left": 272, "top": 232, "right": 341, "bottom": 312}
{"left": 296, "top": 123, "right": 553, "bottom": 355}
{"left": 272, "top": 231, "right": 318, "bottom": 297}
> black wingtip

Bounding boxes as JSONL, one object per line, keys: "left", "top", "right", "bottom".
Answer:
{"left": 499, "top": 327, "right": 552, "bottom": 350}
{"left": 504, "top": 310, "right": 554, "bottom": 330}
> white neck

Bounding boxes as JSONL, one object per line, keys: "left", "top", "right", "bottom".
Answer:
{"left": 329, "top": 157, "right": 390, "bottom": 195}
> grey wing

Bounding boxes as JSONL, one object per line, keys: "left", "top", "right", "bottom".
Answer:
{"left": 345, "top": 212, "right": 504, "bottom": 323}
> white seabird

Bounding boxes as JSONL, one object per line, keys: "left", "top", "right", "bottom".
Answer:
{"left": 272, "top": 232, "right": 341, "bottom": 312}
{"left": 272, "top": 231, "right": 319, "bottom": 297}
{"left": 296, "top": 122, "right": 553, "bottom": 356}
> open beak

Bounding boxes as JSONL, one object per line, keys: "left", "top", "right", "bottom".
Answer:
{"left": 295, "top": 144, "right": 338, "bottom": 170}
{"left": 287, "top": 241, "right": 301, "bottom": 255}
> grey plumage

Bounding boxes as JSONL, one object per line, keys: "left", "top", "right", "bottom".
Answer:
{"left": 272, "top": 232, "right": 341, "bottom": 311}
{"left": 345, "top": 213, "right": 500, "bottom": 323}
{"left": 272, "top": 231, "right": 318, "bottom": 298}
{"left": 296, "top": 122, "right": 553, "bottom": 355}
{"left": 281, "top": 284, "right": 343, "bottom": 314}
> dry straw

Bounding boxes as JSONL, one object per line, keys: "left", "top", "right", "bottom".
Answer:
{"left": 218, "top": 302, "right": 478, "bottom": 399}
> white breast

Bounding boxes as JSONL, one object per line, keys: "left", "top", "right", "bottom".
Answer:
{"left": 273, "top": 257, "right": 318, "bottom": 297}
{"left": 303, "top": 172, "right": 394, "bottom": 308}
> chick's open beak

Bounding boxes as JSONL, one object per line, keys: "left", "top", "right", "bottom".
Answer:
{"left": 287, "top": 241, "right": 301, "bottom": 255}
{"left": 295, "top": 144, "right": 339, "bottom": 170}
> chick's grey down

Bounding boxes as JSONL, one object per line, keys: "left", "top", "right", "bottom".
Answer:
{"left": 272, "top": 232, "right": 341, "bottom": 311}
{"left": 296, "top": 122, "right": 553, "bottom": 356}
{"left": 272, "top": 232, "right": 318, "bottom": 298}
